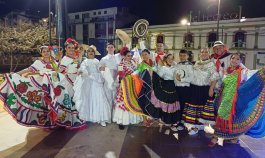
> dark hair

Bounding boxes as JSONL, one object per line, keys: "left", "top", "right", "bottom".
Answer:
{"left": 188, "top": 51, "right": 194, "bottom": 62}
{"left": 179, "top": 49, "right": 189, "bottom": 55}
{"left": 163, "top": 53, "right": 173, "bottom": 63}
{"left": 123, "top": 50, "right": 131, "bottom": 56}
{"left": 230, "top": 52, "right": 244, "bottom": 61}
{"left": 141, "top": 49, "right": 150, "bottom": 54}
{"left": 107, "top": 42, "right": 115, "bottom": 47}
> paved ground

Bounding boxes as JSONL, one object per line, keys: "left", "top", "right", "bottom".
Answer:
{"left": 1, "top": 102, "right": 265, "bottom": 158}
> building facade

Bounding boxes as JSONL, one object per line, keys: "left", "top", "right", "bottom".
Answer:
{"left": 122, "top": 17, "right": 265, "bottom": 69}
{"left": 68, "top": 7, "right": 137, "bottom": 56}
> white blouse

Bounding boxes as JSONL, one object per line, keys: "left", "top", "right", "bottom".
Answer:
{"left": 174, "top": 61, "right": 193, "bottom": 87}
{"left": 59, "top": 56, "right": 78, "bottom": 74}
{"left": 192, "top": 60, "right": 219, "bottom": 86}
{"left": 80, "top": 58, "right": 104, "bottom": 83}
{"left": 157, "top": 65, "right": 175, "bottom": 80}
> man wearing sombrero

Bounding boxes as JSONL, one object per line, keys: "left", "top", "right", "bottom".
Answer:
{"left": 210, "top": 41, "right": 232, "bottom": 90}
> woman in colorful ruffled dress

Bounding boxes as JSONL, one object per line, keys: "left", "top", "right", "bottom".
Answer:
{"left": 119, "top": 49, "right": 156, "bottom": 127}
{"left": 209, "top": 53, "right": 265, "bottom": 147}
{"left": 74, "top": 45, "right": 111, "bottom": 127}
{"left": 150, "top": 54, "right": 181, "bottom": 127}
{"left": 182, "top": 48, "right": 219, "bottom": 135}
{"left": 42, "top": 38, "right": 86, "bottom": 130}
{"left": 0, "top": 46, "right": 58, "bottom": 128}
{"left": 133, "top": 53, "right": 180, "bottom": 134}
{"left": 112, "top": 47, "right": 143, "bottom": 130}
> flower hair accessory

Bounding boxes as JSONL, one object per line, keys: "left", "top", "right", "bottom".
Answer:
{"left": 119, "top": 46, "right": 129, "bottom": 56}
{"left": 64, "top": 38, "right": 79, "bottom": 49}
{"left": 39, "top": 46, "right": 50, "bottom": 54}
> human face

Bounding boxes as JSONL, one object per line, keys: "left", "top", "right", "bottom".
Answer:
{"left": 87, "top": 48, "right": 95, "bottom": 59}
{"left": 200, "top": 49, "right": 210, "bottom": 61}
{"left": 124, "top": 52, "right": 133, "bottom": 61}
{"left": 166, "top": 55, "right": 174, "bottom": 66}
{"left": 179, "top": 53, "right": 188, "bottom": 62}
{"left": 156, "top": 43, "right": 164, "bottom": 52}
{"left": 141, "top": 51, "right": 150, "bottom": 62}
{"left": 65, "top": 43, "right": 75, "bottom": 56}
{"left": 106, "top": 44, "right": 115, "bottom": 54}
{"left": 230, "top": 54, "right": 241, "bottom": 68}
{"left": 213, "top": 45, "right": 224, "bottom": 56}
{"left": 41, "top": 47, "right": 51, "bottom": 58}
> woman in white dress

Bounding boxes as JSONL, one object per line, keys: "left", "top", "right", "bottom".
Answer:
{"left": 42, "top": 38, "right": 86, "bottom": 130}
{"left": 74, "top": 45, "right": 111, "bottom": 126}
{"left": 0, "top": 46, "right": 58, "bottom": 128}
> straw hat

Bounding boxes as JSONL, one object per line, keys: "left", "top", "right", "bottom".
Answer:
{"left": 212, "top": 41, "right": 224, "bottom": 48}
{"left": 116, "top": 29, "right": 131, "bottom": 46}
{"left": 79, "top": 44, "right": 101, "bottom": 55}
{"left": 89, "top": 45, "right": 101, "bottom": 55}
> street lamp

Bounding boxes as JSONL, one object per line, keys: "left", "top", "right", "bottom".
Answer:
{"left": 216, "top": 0, "right": 221, "bottom": 40}
{"left": 181, "top": 18, "right": 191, "bottom": 48}
{"left": 49, "top": 0, "right": 51, "bottom": 45}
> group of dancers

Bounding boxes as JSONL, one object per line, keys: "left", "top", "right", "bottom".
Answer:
{"left": 0, "top": 38, "right": 265, "bottom": 147}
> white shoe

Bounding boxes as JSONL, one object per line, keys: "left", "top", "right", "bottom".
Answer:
{"left": 176, "top": 126, "right": 184, "bottom": 131}
{"left": 100, "top": 122, "right": 106, "bottom": 127}
{"left": 164, "top": 129, "right": 170, "bottom": 135}
{"left": 171, "top": 126, "right": 178, "bottom": 132}
{"left": 188, "top": 129, "right": 198, "bottom": 135}
{"left": 173, "top": 133, "right": 179, "bottom": 140}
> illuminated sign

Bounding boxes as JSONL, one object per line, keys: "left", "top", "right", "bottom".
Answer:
{"left": 192, "top": 12, "right": 239, "bottom": 22}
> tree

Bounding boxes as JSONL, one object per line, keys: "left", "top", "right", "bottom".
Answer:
{"left": 0, "top": 19, "right": 55, "bottom": 72}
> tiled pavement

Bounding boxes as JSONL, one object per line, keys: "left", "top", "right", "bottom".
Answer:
{"left": 0, "top": 108, "right": 265, "bottom": 158}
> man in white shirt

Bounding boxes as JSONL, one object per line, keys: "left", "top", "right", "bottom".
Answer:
{"left": 99, "top": 43, "right": 122, "bottom": 107}
{"left": 174, "top": 49, "right": 193, "bottom": 130}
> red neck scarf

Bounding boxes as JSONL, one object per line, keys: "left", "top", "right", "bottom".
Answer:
{"left": 144, "top": 59, "right": 153, "bottom": 67}
{"left": 155, "top": 51, "right": 165, "bottom": 64}
{"left": 212, "top": 51, "right": 228, "bottom": 72}
{"left": 227, "top": 65, "right": 241, "bottom": 74}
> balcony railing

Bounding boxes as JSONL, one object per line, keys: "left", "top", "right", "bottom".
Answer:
{"left": 231, "top": 41, "right": 246, "bottom": 49}
{"left": 182, "top": 41, "right": 194, "bottom": 49}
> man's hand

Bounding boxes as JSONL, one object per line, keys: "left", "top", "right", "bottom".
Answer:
{"left": 176, "top": 74, "right": 181, "bottom": 81}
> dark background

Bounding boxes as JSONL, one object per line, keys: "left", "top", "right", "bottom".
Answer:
{"left": 0, "top": 0, "right": 265, "bottom": 25}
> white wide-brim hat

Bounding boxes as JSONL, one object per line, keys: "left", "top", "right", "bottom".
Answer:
{"left": 213, "top": 41, "right": 224, "bottom": 48}
{"left": 89, "top": 45, "right": 101, "bottom": 55}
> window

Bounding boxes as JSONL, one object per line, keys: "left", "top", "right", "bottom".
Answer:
{"left": 234, "top": 31, "right": 246, "bottom": 48}
{"left": 183, "top": 33, "right": 194, "bottom": 48}
{"left": 95, "top": 23, "right": 106, "bottom": 38}
{"left": 93, "top": 12, "right": 96, "bottom": 15}
{"left": 75, "top": 15, "right": 79, "bottom": 19}
{"left": 83, "top": 13, "right": 89, "bottom": 18}
{"left": 208, "top": 32, "right": 217, "bottom": 47}
{"left": 104, "top": 11, "right": 107, "bottom": 14}
{"left": 156, "top": 34, "right": 164, "bottom": 44}
{"left": 98, "top": 11, "right": 101, "bottom": 15}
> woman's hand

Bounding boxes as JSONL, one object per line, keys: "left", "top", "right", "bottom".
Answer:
{"left": 208, "top": 87, "right": 214, "bottom": 97}
{"left": 99, "top": 66, "right": 105, "bottom": 71}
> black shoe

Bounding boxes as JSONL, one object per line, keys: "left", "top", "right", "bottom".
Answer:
{"left": 119, "top": 124, "right": 125, "bottom": 130}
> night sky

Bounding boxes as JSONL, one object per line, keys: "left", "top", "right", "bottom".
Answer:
{"left": 0, "top": 0, "right": 265, "bottom": 25}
